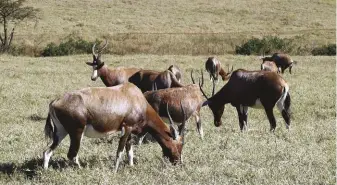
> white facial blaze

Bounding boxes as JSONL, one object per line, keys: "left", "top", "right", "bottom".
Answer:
{"left": 91, "top": 68, "right": 98, "bottom": 80}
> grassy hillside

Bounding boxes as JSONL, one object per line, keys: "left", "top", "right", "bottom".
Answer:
{"left": 0, "top": 54, "right": 335, "bottom": 184}
{"left": 13, "top": 0, "right": 336, "bottom": 55}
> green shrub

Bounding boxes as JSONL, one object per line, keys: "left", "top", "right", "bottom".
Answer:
{"left": 235, "top": 36, "right": 292, "bottom": 55}
{"left": 41, "top": 38, "right": 99, "bottom": 56}
{"left": 312, "top": 44, "right": 336, "bottom": 56}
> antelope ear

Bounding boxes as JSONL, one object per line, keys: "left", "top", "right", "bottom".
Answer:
{"left": 86, "top": 62, "right": 94, "bottom": 66}
{"left": 202, "top": 100, "right": 210, "bottom": 107}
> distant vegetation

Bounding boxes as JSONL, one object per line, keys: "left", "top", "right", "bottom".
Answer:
{"left": 311, "top": 44, "right": 336, "bottom": 56}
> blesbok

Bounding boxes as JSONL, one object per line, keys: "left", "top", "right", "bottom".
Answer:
{"left": 196, "top": 69, "right": 291, "bottom": 131}
{"left": 43, "top": 83, "right": 186, "bottom": 172}
{"left": 143, "top": 84, "right": 204, "bottom": 140}
{"left": 261, "top": 53, "right": 295, "bottom": 74}
{"left": 85, "top": 40, "right": 140, "bottom": 86}
{"left": 205, "top": 57, "right": 233, "bottom": 82}
{"left": 168, "top": 65, "right": 182, "bottom": 82}
{"left": 261, "top": 60, "right": 279, "bottom": 73}
{"left": 129, "top": 69, "right": 184, "bottom": 93}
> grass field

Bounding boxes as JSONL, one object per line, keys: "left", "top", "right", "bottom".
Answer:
{"left": 12, "top": 0, "right": 336, "bottom": 55}
{"left": 0, "top": 54, "right": 335, "bottom": 184}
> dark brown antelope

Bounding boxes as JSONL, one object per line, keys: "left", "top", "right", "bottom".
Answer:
{"left": 261, "top": 53, "right": 295, "bottom": 74}
{"left": 129, "top": 69, "right": 184, "bottom": 93}
{"left": 261, "top": 60, "right": 279, "bottom": 73}
{"left": 43, "top": 83, "right": 186, "bottom": 172}
{"left": 143, "top": 84, "right": 204, "bottom": 140}
{"left": 85, "top": 41, "right": 141, "bottom": 86}
{"left": 197, "top": 69, "right": 291, "bottom": 131}
{"left": 205, "top": 57, "right": 233, "bottom": 82}
{"left": 168, "top": 65, "right": 182, "bottom": 82}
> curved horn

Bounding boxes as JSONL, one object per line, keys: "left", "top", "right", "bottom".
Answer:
{"left": 92, "top": 43, "right": 97, "bottom": 56}
{"left": 190, "top": 69, "right": 196, "bottom": 84}
{"left": 167, "top": 103, "right": 178, "bottom": 140}
{"left": 98, "top": 39, "right": 108, "bottom": 54}
{"left": 225, "top": 66, "right": 234, "bottom": 77}
{"left": 198, "top": 70, "right": 209, "bottom": 99}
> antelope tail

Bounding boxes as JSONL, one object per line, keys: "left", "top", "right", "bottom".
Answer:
{"left": 44, "top": 100, "right": 56, "bottom": 141}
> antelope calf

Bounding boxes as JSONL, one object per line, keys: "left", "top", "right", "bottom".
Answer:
{"left": 86, "top": 41, "right": 141, "bottom": 86}
{"left": 43, "top": 83, "right": 186, "bottom": 172}
{"left": 261, "top": 60, "right": 279, "bottom": 73}
{"left": 144, "top": 84, "right": 204, "bottom": 140}
{"left": 261, "top": 53, "right": 295, "bottom": 74}
{"left": 205, "top": 57, "right": 233, "bottom": 82}
{"left": 198, "top": 69, "right": 291, "bottom": 131}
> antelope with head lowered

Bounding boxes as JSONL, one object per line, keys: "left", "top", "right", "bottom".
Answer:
{"left": 85, "top": 40, "right": 141, "bottom": 86}
{"left": 143, "top": 83, "right": 204, "bottom": 141}
{"left": 196, "top": 69, "right": 291, "bottom": 131}
{"left": 261, "top": 53, "right": 295, "bottom": 74}
{"left": 205, "top": 57, "right": 233, "bottom": 82}
{"left": 168, "top": 65, "right": 182, "bottom": 82}
{"left": 43, "top": 83, "right": 186, "bottom": 172}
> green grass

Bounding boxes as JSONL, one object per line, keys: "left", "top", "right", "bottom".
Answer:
{"left": 0, "top": 54, "right": 335, "bottom": 184}
{"left": 12, "top": 0, "right": 336, "bottom": 55}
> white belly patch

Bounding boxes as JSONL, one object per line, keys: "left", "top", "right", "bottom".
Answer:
{"left": 84, "top": 125, "right": 117, "bottom": 138}
{"left": 251, "top": 99, "right": 264, "bottom": 109}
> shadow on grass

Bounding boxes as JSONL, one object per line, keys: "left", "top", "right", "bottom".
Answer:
{"left": 0, "top": 158, "right": 82, "bottom": 180}
{"left": 29, "top": 114, "right": 46, "bottom": 122}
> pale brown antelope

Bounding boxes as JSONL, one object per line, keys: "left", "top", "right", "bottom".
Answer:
{"left": 261, "top": 53, "right": 295, "bottom": 74}
{"left": 143, "top": 84, "right": 204, "bottom": 140}
{"left": 205, "top": 57, "right": 233, "bottom": 82}
{"left": 261, "top": 60, "right": 279, "bottom": 73}
{"left": 197, "top": 69, "right": 291, "bottom": 131}
{"left": 129, "top": 69, "right": 184, "bottom": 93}
{"left": 168, "top": 65, "right": 182, "bottom": 82}
{"left": 85, "top": 40, "right": 141, "bottom": 86}
{"left": 43, "top": 83, "right": 186, "bottom": 172}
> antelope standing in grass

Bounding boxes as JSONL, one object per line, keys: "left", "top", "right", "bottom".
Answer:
{"left": 43, "top": 83, "right": 186, "bottom": 172}
{"left": 85, "top": 41, "right": 141, "bottom": 86}
{"left": 261, "top": 53, "right": 295, "bottom": 74}
{"left": 205, "top": 57, "right": 233, "bottom": 82}
{"left": 196, "top": 69, "right": 291, "bottom": 131}
{"left": 261, "top": 60, "right": 279, "bottom": 73}
{"left": 129, "top": 69, "right": 184, "bottom": 93}
{"left": 143, "top": 84, "right": 204, "bottom": 140}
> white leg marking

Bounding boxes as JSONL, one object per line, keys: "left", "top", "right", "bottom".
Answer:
{"left": 115, "top": 149, "right": 125, "bottom": 172}
{"left": 276, "top": 85, "right": 289, "bottom": 113}
{"left": 128, "top": 146, "right": 134, "bottom": 166}
{"left": 43, "top": 149, "right": 53, "bottom": 169}
{"left": 195, "top": 114, "right": 204, "bottom": 140}
{"left": 137, "top": 133, "right": 146, "bottom": 145}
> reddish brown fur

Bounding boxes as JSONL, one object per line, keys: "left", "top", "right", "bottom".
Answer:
{"left": 262, "top": 53, "right": 294, "bottom": 74}
{"left": 205, "top": 57, "right": 232, "bottom": 81}
{"left": 44, "top": 83, "right": 185, "bottom": 170}
{"left": 201, "top": 69, "right": 291, "bottom": 131}
{"left": 261, "top": 60, "right": 279, "bottom": 73}
{"left": 144, "top": 84, "right": 204, "bottom": 138}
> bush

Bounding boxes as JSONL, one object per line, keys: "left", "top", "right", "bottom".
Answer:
{"left": 311, "top": 44, "right": 336, "bottom": 56}
{"left": 41, "top": 38, "right": 99, "bottom": 56}
{"left": 235, "top": 36, "right": 291, "bottom": 55}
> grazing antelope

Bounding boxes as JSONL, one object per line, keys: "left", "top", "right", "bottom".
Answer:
{"left": 129, "top": 69, "right": 184, "bottom": 93}
{"left": 85, "top": 40, "right": 140, "bottom": 86}
{"left": 261, "top": 60, "right": 279, "bottom": 73}
{"left": 168, "top": 65, "right": 182, "bottom": 82}
{"left": 261, "top": 53, "right": 295, "bottom": 74}
{"left": 196, "top": 69, "right": 291, "bottom": 131}
{"left": 205, "top": 57, "right": 233, "bottom": 82}
{"left": 43, "top": 83, "right": 186, "bottom": 172}
{"left": 144, "top": 84, "right": 204, "bottom": 140}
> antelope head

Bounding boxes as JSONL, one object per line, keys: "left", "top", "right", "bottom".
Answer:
{"left": 166, "top": 102, "right": 186, "bottom": 163}
{"left": 191, "top": 69, "right": 223, "bottom": 127}
{"left": 86, "top": 40, "right": 108, "bottom": 81}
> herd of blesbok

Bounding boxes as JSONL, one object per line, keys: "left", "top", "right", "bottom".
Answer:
{"left": 43, "top": 41, "right": 294, "bottom": 172}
